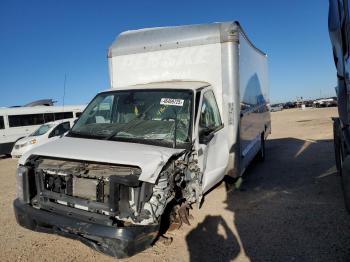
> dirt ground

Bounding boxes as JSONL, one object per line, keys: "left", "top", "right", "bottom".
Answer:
{"left": 1, "top": 107, "right": 350, "bottom": 262}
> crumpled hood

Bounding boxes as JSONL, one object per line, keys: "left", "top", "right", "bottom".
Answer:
{"left": 19, "top": 136, "right": 184, "bottom": 183}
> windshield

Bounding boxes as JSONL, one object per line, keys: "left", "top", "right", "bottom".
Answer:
{"left": 70, "top": 89, "right": 193, "bottom": 148}
{"left": 31, "top": 123, "right": 54, "bottom": 136}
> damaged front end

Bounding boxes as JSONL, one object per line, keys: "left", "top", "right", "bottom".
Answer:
{"left": 14, "top": 152, "right": 203, "bottom": 258}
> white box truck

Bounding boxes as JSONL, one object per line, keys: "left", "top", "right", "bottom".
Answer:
{"left": 14, "top": 21, "right": 270, "bottom": 258}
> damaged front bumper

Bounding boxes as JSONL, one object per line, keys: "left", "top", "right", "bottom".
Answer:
{"left": 13, "top": 199, "right": 159, "bottom": 258}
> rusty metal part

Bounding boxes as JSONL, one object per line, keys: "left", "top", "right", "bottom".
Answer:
{"left": 177, "top": 202, "right": 193, "bottom": 226}
{"left": 157, "top": 235, "right": 173, "bottom": 246}
{"left": 167, "top": 205, "right": 181, "bottom": 231}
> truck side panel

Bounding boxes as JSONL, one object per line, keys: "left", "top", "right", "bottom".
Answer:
{"left": 220, "top": 41, "right": 241, "bottom": 176}
{"left": 239, "top": 32, "right": 270, "bottom": 169}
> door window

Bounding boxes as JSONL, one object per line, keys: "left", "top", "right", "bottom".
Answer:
{"left": 49, "top": 122, "right": 71, "bottom": 138}
{"left": 44, "top": 113, "right": 54, "bottom": 123}
{"left": 8, "top": 114, "right": 44, "bottom": 127}
{"left": 54, "top": 112, "right": 73, "bottom": 120}
{"left": 199, "top": 91, "right": 222, "bottom": 129}
{"left": 88, "top": 95, "right": 114, "bottom": 124}
{"left": 0, "top": 116, "right": 4, "bottom": 129}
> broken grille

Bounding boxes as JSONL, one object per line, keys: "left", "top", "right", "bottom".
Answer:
{"left": 34, "top": 158, "right": 147, "bottom": 218}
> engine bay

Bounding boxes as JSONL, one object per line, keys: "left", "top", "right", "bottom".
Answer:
{"left": 22, "top": 153, "right": 203, "bottom": 226}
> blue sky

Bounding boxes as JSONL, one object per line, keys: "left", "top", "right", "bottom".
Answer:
{"left": 0, "top": 0, "right": 336, "bottom": 106}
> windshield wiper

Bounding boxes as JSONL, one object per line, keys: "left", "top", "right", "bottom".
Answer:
{"left": 104, "top": 103, "right": 157, "bottom": 140}
{"left": 104, "top": 117, "right": 141, "bottom": 140}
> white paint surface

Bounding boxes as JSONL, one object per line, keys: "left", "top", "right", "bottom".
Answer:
{"left": 19, "top": 136, "right": 183, "bottom": 184}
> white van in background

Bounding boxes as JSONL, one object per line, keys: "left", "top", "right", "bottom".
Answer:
{"left": 11, "top": 118, "right": 77, "bottom": 158}
{"left": 0, "top": 105, "right": 84, "bottom": 155}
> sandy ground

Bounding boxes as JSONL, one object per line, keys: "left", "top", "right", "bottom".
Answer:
{"left": 1, "top": 107, "right": 350, "bottom": 261}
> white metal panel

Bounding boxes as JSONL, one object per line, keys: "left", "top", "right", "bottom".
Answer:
{"left": 201, "top": 127, "right": 229, "bottom": 193}
{"left": 0, "top": 105, "right": 85, "bottom": 116}
{"left": 19, "top": 137, "right": 184, "bottom": 184}
{"left": 239, "top": 32, "right": 270, "bottom": 166}
{"left": 109, "top": 44, "right": 224, "bottom": 115}
{"left": 239, "top": 33, "right": 268, "bottom": 106}
{"left": 219, "top": 41, "right": 241, "bottom": 175}
{"left": 102, "top": 81, "right": 210, "bottom": 92}
{"left": 3, "top": 126, "right": 36, "bottom": 144}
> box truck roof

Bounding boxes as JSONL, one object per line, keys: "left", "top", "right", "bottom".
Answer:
{"left": 108, "top": 21, "right": 265, "bottom": 57}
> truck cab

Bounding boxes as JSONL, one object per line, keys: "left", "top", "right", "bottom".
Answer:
{"left": 14, "top": 82, "right": 230, "bottom": 257}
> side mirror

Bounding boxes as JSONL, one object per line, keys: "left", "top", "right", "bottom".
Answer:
{"left": 199, "top": 127, "right": 215, "bottom": 145}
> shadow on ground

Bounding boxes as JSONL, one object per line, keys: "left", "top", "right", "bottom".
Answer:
{"left": 186, "top": 137, "right": 350, "bottom": 261}
{"left": 186, "top": 215, "right": 240, "bottom": 261}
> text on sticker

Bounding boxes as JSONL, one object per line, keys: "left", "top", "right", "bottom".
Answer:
{"left": 160, "top": 98, "right": 184, "bottom": 106}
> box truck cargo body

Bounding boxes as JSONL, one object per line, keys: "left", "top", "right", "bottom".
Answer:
{"left": 13, "top": 21, "right": 270, "bottom": 258}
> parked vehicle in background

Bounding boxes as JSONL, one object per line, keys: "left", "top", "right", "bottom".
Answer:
{"left": 313, "top": 97, "right": 338, "bottom": 107}
{"left": 329, "top": 0, "right": 350, "bottom": 212}
{"left": 283, "top": 101, "right": 297, "bottom": 109}
{"left": 270, "top": 104, "right": 283, "bottom": 112}
{"left": 303, "top": 100, "right": 314, "bottom": 107}
{"left": 11, "top": 118, "right": 76, "bottom": 158}
{"left": 13, "top": 21, "right": 270, "bottom": 258}
{"left": 0, "top": 105, "right": 84, "bottom": 155}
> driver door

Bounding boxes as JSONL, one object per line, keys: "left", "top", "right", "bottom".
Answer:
{"left": 197, "top": 89, "right": 229, "bottom": 193}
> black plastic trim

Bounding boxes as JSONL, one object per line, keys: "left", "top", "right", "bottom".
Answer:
{"left": 13, "top": 199, "right": 159, "bottom": 258}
